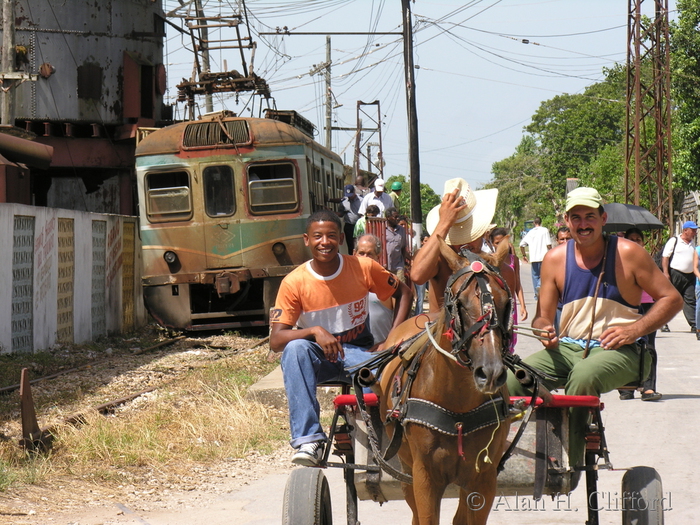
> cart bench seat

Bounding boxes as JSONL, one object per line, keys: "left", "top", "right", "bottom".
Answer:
{"left": 333, "top": 393, "right": 601, "bottom": 409}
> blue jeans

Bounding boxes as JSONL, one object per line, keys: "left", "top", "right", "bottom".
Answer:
{"left": 531, "top": 261, "right": 542, "bottom": 295}
{"left": 695, "top": 284, "right": 700, "bottom": 332}
{"left": 414, "top": 282, "right": 427, "bottom": 316}
{"left": 280, "top": 339, "right": 374, "bottom": 448}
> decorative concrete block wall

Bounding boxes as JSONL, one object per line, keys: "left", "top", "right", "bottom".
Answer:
{"left": 1, "top": 204, "right": 146, "bottom": 354}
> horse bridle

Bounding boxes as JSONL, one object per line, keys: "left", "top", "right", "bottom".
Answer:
{"left": 442, "top": 252, "right": 513, "bottom": 368}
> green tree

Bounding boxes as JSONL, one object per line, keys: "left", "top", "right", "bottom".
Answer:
{"left": 385, "top": 175, "right": 441, "bottom": 223}
{"left": 578, "top": 142, "right": 625, "bottom": 203}
{"left": 671, "top": 0, "right": 700, "bottom": 191}
{"left": 525, "top": 67, "right": 626, "bottom": 198}
{"left": 485, "top": 136, "right": 551, "bottom": 235}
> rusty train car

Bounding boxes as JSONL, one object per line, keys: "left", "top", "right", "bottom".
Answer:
{"left": 135, "top": 110, "right": 344, "bottom": 331}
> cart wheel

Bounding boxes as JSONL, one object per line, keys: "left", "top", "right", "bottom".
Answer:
{"left": 282, "top": 468, "right": 333, "bottom": 525}
{"left": 621, "top": 466, "right": 664, "bottom": 525}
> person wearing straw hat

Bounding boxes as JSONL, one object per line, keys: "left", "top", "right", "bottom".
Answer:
{"left": 412, "top": 178, "right": 511, "bottom": 314}
{"left": 506, "top": 186, "right": 682, "bottom": 466}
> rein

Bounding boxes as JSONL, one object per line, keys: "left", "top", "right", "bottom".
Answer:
{"left": 441, "top": 254, "right": 513, "bottom": 367}
{"left": 350, "top": 251, "right": 515, "bottom": 483}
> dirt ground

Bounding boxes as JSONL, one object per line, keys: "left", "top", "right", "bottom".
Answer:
{"left": 1, "top": 446, "right": 294, "bottom": 525}
{"left": 0, "top": 327, "right": 293, "bottom": 525}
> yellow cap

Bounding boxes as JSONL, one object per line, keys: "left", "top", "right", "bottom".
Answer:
{"left": 565, "top": 187, "right": 602, "bottom": 212}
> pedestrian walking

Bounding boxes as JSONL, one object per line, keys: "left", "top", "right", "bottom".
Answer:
{"left": 661, "top": 220, "right": 698, "bottom": 332}
{"left": 338, "top": 184, "right": 361, "bottom": 253}
{"left": 358, "top": 178, "right": 393, "bottom": 216}
{"left": 519, "top": 217, "right": 552, "bottom": 298}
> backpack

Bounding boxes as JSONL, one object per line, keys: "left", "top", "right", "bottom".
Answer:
{"left": 653, "top": 236, "right": 677, "bottom": 270}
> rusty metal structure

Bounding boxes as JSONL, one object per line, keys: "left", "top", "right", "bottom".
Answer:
{"left": 625, "top": 0, "right": 673, "bottom": 247}
{"left": 0, "top": 1, "right": 169, "bottom": 213}
{"left": 353, "top": 100, "right": 384, "bottom": 182}
{"left": 166, "top": 1, "right": 271, "bottom": 121}
{"left": 135, "top": 110, "right": 344, "bottom": 330}
{"left": 365, "top": 217, "right": 388, "bottom": 268}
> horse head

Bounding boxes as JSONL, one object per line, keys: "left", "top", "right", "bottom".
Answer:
{"left": 437, "top": 237, "right": 513, "bottom": 394}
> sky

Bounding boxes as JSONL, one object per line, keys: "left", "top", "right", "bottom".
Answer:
{"left": 162, "top": 0, "right": 677, "bottom": 200}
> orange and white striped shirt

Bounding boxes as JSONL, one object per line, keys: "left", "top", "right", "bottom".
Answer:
{"left": 271, "top": 255, "right": 398, "bottom": 348}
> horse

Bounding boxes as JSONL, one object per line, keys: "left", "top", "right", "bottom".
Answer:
{"left": 374, "top": 237, "right": 513, "bottom": 525}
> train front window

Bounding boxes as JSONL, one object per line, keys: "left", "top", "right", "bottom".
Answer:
{"left": 203, "top": 166, "right": 235, "bottom": 217}
{"left": 247, "top": 163, "right": 298, "bottom": 215}
{"left": 145, "top": 171, "right": 192, "bottom": 222}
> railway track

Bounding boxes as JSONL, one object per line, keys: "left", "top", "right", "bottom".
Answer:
{"left": 1, "top": 328, "right": 274, "bottom": 450}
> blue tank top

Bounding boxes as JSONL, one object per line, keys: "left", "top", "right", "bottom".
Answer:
{"left": 559, "top": 235, "right": 640, "bottom": 341}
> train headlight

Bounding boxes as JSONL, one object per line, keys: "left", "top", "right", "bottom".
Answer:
{"left": 272, "top": 242, "right": 286, "bottom": 256}
{"left": 164, "top": 250, "right": 178, "bottom": 264}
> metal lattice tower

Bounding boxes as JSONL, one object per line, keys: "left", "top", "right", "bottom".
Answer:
{"left": 353, "top": 101, "right": 384, "bottom": 181}
{"left": 625, "top": 0, "right": 673, "bottom": 247}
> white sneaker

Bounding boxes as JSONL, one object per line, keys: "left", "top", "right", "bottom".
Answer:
{"left": 291, "top": 441, "right": 325, "bottom": 466}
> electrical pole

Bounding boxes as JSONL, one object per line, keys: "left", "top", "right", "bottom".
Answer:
{"left": 354, "top": 119, "right": 362, "bottom": 180}
{"left": 307, "top": 37, "right": 333, "bottom": 149}
{"left": 402, "top": 0, "right": 421, "bottom": 242}
{"left": 325, "top": 36, "right": 332, "bottom": 150}
{"left": 1, "top": 0, "right": 15, "bottom": 125}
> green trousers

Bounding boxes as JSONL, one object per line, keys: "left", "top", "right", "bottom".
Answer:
{"left": 506, "top": 341, "right": 650, "bottom": 466}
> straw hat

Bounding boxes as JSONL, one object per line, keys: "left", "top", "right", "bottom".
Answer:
{"left": 425, "top": 178, "right": 498, "bottom": 246}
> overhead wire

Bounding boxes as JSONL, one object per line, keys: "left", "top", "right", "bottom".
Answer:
{"left": 165, "top": 0, "right": 630, "bottom": 181}
{"left": 436, "top": 25, "right": 605, "bottom": 81}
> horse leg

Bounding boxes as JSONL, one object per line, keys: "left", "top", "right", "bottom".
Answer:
{"left": 453, "top": 479, "right": 497, "bottom": 525}
{"left": 401, "top": 481, "right": 420, "bottom": 525}
{"left": 407, "top": 459, "right": 445, "bottom": 525}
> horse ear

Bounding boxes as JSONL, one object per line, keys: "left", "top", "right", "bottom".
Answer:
{"left": 480, "top": 235, "right": 511, "bottom": 268}
{"left": 492, "top": 235, "right": 511, "bottom": 267}
{"left": 437, "top": 235, "right": 468, "bottom": 272}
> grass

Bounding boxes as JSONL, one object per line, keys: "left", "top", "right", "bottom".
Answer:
{"left": 52, "top": 364, "right": 286, "bottom": 479}
{"left": 0, "top": 451, "right": 53, "bottom": 490}
{"left": 0, "top": 331, "right": 286, "bottom": 493}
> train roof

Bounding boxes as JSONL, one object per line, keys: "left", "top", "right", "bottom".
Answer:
{"left": 135, "top": 112, "right": 341, "bottom": 162}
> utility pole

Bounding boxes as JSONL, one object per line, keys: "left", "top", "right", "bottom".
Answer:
{"left": 1, "top": 0, "right": 15, "bottom": 125}
{"left": 308, "top": 37, "right": 333, "bottom": 149}
{"left": 350, "top": 101, "right": 383, "bottom": 181}
{"left": 402, "top": 0, "right": 421, "bottom": 242}
{"left": 325, "top": 36, "right": 332, "bottom": 150}
{"left": 354, "top": 119, "right": 362, "bottom": 180}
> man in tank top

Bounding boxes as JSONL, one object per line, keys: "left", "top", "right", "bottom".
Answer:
{"left": 506, "top": 187, "right": 682, "bottom": 465}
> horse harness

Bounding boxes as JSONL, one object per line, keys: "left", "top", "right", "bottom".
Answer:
{"left": 352, "top": 253, "right": 513, "bottom": 483}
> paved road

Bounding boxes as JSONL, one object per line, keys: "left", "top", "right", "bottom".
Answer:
{"left": 64, "top": 262, "right": 700, "bottom": 524}
{"left": 292, "top": 263, "right": 699, "bottom": 525}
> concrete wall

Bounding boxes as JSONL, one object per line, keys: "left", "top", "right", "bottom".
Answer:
{"left": 0, "top": 203, "right": 146, "bottom": 354}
